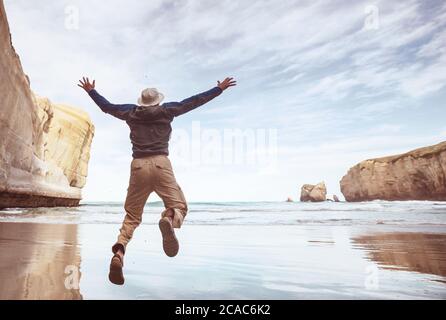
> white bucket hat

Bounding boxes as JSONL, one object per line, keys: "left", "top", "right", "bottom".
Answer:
{"left": 137, "top": 88, "right": 164, "bottom": 107}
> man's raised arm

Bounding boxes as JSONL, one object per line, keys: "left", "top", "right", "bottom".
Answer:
{"left": 164, "top": 77, "right": 237, "bottom": 117}
{"left": 78, "top": 77, "right": 134, "bottom": 121}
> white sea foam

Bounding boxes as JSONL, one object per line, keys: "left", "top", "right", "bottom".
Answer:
{"left": 0, "top": 201, "right": 445, "bottom": 226}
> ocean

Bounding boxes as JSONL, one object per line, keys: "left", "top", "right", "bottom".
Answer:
{"left": 1, "top": 200, "right": 446, "bottom": 226}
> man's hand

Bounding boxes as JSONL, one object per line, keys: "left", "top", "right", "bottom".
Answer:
{"left": 78, "top": 77, "right": 96, "bottom": 93}
{"left": 217, "top": 77, "right": 237, "bottom": 91}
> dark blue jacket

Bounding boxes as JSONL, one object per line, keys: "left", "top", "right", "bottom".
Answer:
{"left": 88, "top": 87, "right": 222, "bottom": 158}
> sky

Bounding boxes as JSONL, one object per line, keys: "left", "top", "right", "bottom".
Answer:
{"left": 4, "top": 0, "right": 446, "bottom": 202}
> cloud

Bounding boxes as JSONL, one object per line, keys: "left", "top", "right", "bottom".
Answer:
{"left": 4, "top": 0, "right": 446, "bottom": 201}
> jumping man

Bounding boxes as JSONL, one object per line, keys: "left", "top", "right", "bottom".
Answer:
{"left": 78, "top": 76, "right": 237, "bottom": 285}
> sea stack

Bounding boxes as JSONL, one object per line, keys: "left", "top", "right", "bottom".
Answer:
{"left": 0, "top": 0, "right": 94, "bottom": 208}
{"left": 300, "top": 182, "right": 327, "bottom": 202}
{"left": 340, "top": 141, "right": 446, "bottom": 202}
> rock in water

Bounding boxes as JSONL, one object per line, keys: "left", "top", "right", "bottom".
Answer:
{"left": 340, "top": 141, "right": 446, "bottom": 202}
{"left": 300, "top": 182, "right": 327, "bottom": 202}
{"left": 333, "top": 195, "right": 340, "bottom": 202}
{"left": 0, "top": 1, "right": 94, "bottom": 208}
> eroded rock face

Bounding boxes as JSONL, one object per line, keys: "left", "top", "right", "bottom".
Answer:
{"left": 300, "top": 182, "right": 327, "bottom": 202}
{"left": 0, "top": 1, "right": 94, "bottom": 207}
{"left": 340, "top": 141, "right": 446, "bottom": 202}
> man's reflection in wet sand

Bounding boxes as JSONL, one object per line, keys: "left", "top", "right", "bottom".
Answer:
{"left": 353, "top": 232, "right": 446, "bottom": 279}
{"left": 0, "top": 222, "right": 82, "bottom": 299}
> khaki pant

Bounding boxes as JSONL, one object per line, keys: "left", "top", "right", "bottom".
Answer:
{"left": 112, "top": 155, "right": 187, "bottom": 253}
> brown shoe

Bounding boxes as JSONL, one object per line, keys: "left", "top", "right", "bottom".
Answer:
{"left": 159, "top": 217, "right": 179, "bottom": 257}
{"left": 108, "top": 254, "right": 124, "bottom": 285}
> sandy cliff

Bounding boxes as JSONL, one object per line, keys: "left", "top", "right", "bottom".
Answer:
{"left": 0, "top": 1, "right": 94, "bottom": 207}
{"left": 340, "top": 141, "right": 446, "bottom": 201}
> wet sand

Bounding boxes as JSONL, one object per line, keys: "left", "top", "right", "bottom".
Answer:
{"left": 0, "top": 222, "right": 81, "bottom": 299}
{"left": 0, "top": 221, "right": 445, "bottom": 299}
{"left": 352, "top": 233, "right": 446, "bottom": 279}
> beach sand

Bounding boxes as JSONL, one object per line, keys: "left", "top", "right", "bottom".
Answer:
{"left": 0, "top": 221, "right": 445, "bottom": 299}
{"left": 0, "top": 222, "right": 82, "bottom": 299}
